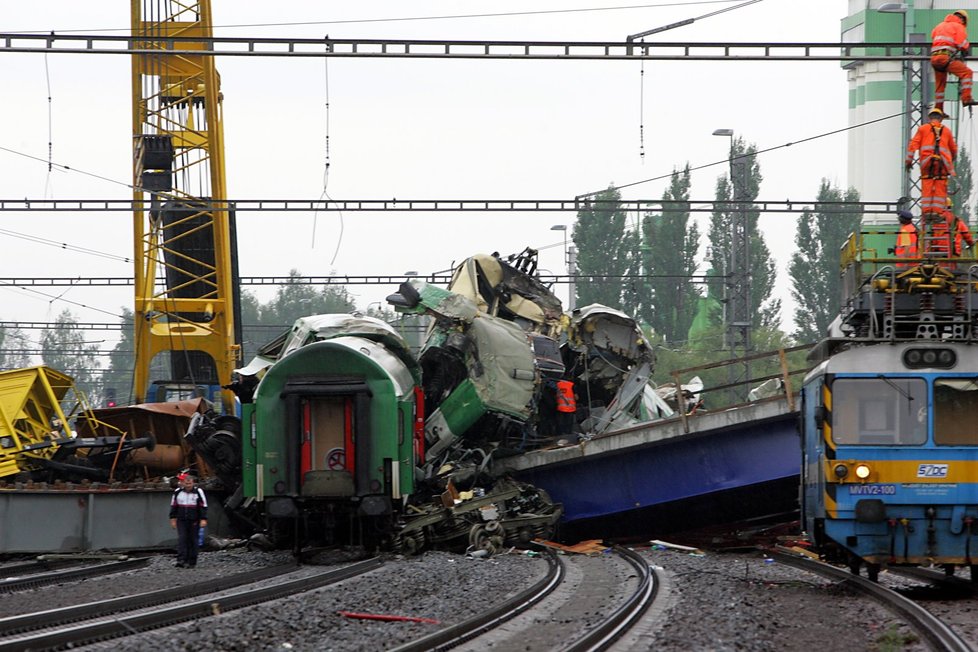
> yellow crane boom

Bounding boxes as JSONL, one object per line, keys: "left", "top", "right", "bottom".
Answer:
{"left": 130, "top": 0, "right": 239, "bottom": 413}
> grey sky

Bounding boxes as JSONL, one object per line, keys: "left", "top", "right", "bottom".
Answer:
{"left": 1, "top": 0, "right": 848, "bottom": 348}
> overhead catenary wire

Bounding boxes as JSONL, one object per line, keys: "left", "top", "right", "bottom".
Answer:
{"left": 585, "top": 110, "right": 910, "bottom": 198}
{"left": 10, "top": 1, "right": 749, "bottom": 34}
{"left": 0, "top": 280, "right": 124, "bottom": 318}
{"left": 43, "top": 36, "right": 54, "bottom": 198}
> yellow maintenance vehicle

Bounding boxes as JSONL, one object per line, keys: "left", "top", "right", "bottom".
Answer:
{"left": 0, "top": 366, "right": 153, "bottom": 482}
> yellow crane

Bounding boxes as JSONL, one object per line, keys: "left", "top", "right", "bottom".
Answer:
{"left": 129, "top": 0, "right": 240, "bottom": 413}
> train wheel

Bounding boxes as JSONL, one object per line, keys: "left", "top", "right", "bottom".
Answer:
{"left": 469, "top": 524, "right": 489, "bottom": 550}
{"left": 847, "top": 556, "right": 861, "bottom": 577}
{"left": 943, "top": 564, "right": 956, "bottom": 577}
{"left": 971, "top": 565, "right": 978, "bottom": 583}
{"left": 866, "top": 563, "right": 880, "bottom": 583}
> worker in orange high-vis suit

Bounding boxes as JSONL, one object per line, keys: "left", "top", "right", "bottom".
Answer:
{"left": 932, "top": 10, "right": 976, "bottom": 110}
{"left": 906, "top": 106, "right": 957, "bottom": 217}
{"left": 555, "top": 378, "right": 577, "bottom": 438}
{"left": 893, "top": 210, "right": 919, "bottom": 268}
{"left": 945, "top": 200, "right": 975, "bottom": 257}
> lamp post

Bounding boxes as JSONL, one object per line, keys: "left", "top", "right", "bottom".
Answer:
{"left": 550, "top": 224, "right": 576, "bottom": 310}
{"left": 714, "top": 128, "right": 751, "bottom": 400}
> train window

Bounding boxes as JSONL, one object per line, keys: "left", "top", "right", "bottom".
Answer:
{"left": 831, "top": 377, "right": 927, "bottom": 446}
{"left": 934, "top": 378, "right": 978, "bottom": 445}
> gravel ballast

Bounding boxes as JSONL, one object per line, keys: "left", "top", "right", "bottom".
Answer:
{"left": 6, "top": 543, "right": 975, "bottom": 650}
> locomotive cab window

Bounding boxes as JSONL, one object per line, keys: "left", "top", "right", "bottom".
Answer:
{"left": 831, "top": 377, "right": 926, "bottom": 445}
{"left": 934, "top": 378, "right": 978, "bottom": 445}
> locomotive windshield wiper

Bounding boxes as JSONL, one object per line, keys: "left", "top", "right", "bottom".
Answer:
{"left": 877, "top": 375, "right": 914, "bottom": 402}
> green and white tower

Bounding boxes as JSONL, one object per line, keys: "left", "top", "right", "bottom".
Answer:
{"left": 843, "top": 1, "right": 978, "bottom": 222}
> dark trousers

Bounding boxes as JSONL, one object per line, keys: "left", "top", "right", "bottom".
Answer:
{"left": 176, "top": 519, "right": 200, "bottom": 566}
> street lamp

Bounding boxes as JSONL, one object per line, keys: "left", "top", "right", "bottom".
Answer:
{"left": 550, "top": 224, "right": 575, "bottom": 310}
{"left": 713, "top": 127, "right": 751, "bottom": 399}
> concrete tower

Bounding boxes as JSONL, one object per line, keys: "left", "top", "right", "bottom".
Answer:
{"left": 843, "top": 1, "right": 978, "bottom": 222}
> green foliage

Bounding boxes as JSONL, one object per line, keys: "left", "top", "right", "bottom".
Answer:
{"left": 789, "top": 180, "right": 862, "bottom": 342}
{"left": 0, "top": 326, "right": 31, "bottom": 370}
{"left": 240, "top": 269, "right": 357, "bottom": 354}
{"left": 573, "top": 187, "right": 636, "bottom": 310}
{"left": 102, "top": 308, "right": 135, "bottom": 404}
{"left": 956, "top": 147, "right": 973, "bottom": 223}
{"left": 40, "top": 309, "right": 102, "bottom": 402}
{"left": 706, "top": 138, "right": 781, "bottom": 330}
{"left": 637, "top": 164, "right": 703, "bottom": 344}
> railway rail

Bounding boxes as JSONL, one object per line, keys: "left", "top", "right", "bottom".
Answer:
{"left": 429, "top": 546, "right": 658, "bottom": 652}
{"left": 0, "top": 557, "right": 381, "bottom": 652}
{"left": 769, "top": 549, "right": 972, "bottom": 652}
{"left": 391, "top": 549, "right": 564, "bottom": 652}
{"left": 0, "top": 557, "right": 149, "bottom": 594}
{"left": 0, "top": 564, "right": 294, "bottom": 637}
{"left": 565, "top": 546, "right": 658, "bottom": 651}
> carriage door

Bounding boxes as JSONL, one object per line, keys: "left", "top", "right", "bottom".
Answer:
{"left": 299, "top": 396, "right": 355, "bottom": 496}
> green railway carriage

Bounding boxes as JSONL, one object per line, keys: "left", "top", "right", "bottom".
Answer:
{"left": 238, "top": 315, "right": 423, "bottom": 548}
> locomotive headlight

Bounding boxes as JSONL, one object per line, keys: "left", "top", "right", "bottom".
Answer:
{"left": 855, "top": 464, "right": 871, "bottom": 480}
{"left": 834, "top": 464, "right": 849, "bottom": 479}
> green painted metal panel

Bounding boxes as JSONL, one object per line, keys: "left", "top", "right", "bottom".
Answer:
{"left": 241, "top": 404, "right": 257, "bottom": 498}
{"left": 438, "top": 379, "right": 487, "bottom": 437}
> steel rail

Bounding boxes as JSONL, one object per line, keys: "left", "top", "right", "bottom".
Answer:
{"left": 0, "top": 198, "right": 902, "bottom": 213}
{"left": 769, "top": 549, "right": 972, "bottom": 652}
{"left": 0, "top": 559, "right": 86, "bottom": 578}
{"left": 0, "top": 33, "right": 929, "bottom": 61}
{"left": 0, "top": 564, "right": 295, "bottom": 636}
{"left": 390, "top": 549, "right": 564, "bottom": 652}
{"left": 885, "top": 566, "right": 978, "bottom": 597}
{"left": 564, "top": 545, "right": 659, "bottom": 652}
{"left": 0, "top": 557, "right": 150, "bottom": 594}
{"left": 0, "top": 557, "right": 382, "bottom": 652}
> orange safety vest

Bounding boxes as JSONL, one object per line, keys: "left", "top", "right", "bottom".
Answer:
{"left": 895, "top": 222, "right": 918, "bottom": 265}
{"left": 932, "top": 13, "right": 970, "bottom": 57}
{"left": 953, "top": 215, "right": 975, "bottom": 255}
{"left": 556, "top": 380, "right": 576, "bottom": 413}
{"left": 907, "top": 121, "right": 957, "bottom": 177}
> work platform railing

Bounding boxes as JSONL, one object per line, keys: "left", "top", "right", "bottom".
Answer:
{"left": 665, "top": 344, "right": 812, "bottom": 434}
{"left": 839, "top": 227, "right": 978, "bottom": 342}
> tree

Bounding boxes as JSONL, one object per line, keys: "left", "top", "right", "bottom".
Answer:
{"left": 573, "top": 187, "right": 635, "bottom": 310}
{"left": 102, "top": 308, "right": 136, "bottom": 404}
{"left": 0, "top": 325, "right": 31, "bottom": 370}
{"left": 637, "top": 164, "right": 702, "bottom": 344}
{"left": 706, "top": 138, "right": 781, "bottom": 331}
{"left": 789, "top": 180, "right": 862, "bottom": 343}
{"left": 955, "top": 147, "right": 973, "bottom": 224}
{"left": 260, "top": 270, "right": 357, "bottom": 326}
{"left": 40, "top": 309, "right": 102, "bottom": 401}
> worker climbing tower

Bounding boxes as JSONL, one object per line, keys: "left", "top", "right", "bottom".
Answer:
{"left": 130, "top": 1, "right": 241, "bottom": 412}
{"left": 842, "top": 0, "right": 978, "bottom": 221}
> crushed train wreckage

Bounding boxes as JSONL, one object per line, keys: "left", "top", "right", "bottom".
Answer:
{"left": 2, "top": 248, "right": 679, "bottom": 555}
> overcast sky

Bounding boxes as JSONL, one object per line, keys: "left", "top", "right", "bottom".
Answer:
{"left": 1, "top": 0, "right": 849, "bottom": 353}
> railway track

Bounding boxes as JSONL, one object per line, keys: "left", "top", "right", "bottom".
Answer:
{"left": 0, "top": 557, "right": 149, "bottom": 593}
{"left": 769, "top": 549, "right": 972, "bottom": 652}
{"left": 418, "top": 545, "right": 658, "bottom": 652}
{"left": 0, "top": 564, "right": 296, "bottom": 637}
{"left": 0, "top": 557, "right": 382, "bottom": 652}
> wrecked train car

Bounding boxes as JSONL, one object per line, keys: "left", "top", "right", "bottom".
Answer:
{"left": 230, "top": 314, "right": 423, "bottom": 549}
{"left": 225, "top": 313, "right": 562, "bottom": 553}
{"left": 387, "top": 251, "right": 673, "bottom": 468}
